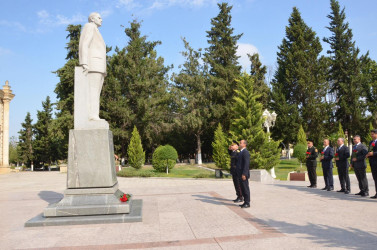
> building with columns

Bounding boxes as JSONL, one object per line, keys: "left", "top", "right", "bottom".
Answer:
{"left": 0, "top": 81, "right": 15, "bottom": 173}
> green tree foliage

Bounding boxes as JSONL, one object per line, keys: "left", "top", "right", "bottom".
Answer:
{"left": 152, "top": 145, "right": 178, "bottom": 173}
{"left": 9, "top": 136, "right": 19, "bottom": 165}
{"left": 212, "top": 123, "right": 230, "bottom": 170}
{"left": 18, "top": 112, "right": 34, "bottom": 167}
{"left": 101, "top": 20, "right": 172, "bottom": 157}
{"left": 293, "top": 144, "right": 307, "bottom": 168}
{"left": 229, "top": 73, "right": 280, "bottom": 170}
{"left": 33, "top": 96, "right": 57, "bottom": 166}
{"left": 172, "top": 38, "right": 210, "bottom": 164}
{"left": 127, "top": 126, "right": 145, "bottom": 169}
{"left": 297, "top": 125, "right": 307, "bottom": 145}
{"left": 272, "top": 7, "right": 328, "bottom": 146}
{"left": 248, "top": 53, "right": 270, "bottom": 107}
{"left": 204, "top": 2, "right": 242, "bottom": 130}
{"left": 323, "top": 0, "right": 369, "bottom": 141}
{"left": 365, "top": 122, "right": 374, "bottom": 143}
{"left": 53, "top": 24, "right": 81, "bottom": 159}
{"left": 362, "top": 59, "right": 377, "bottom": 127}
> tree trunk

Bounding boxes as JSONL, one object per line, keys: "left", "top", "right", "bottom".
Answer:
{"left": 196, "top": 134, "right": 202, "bottom": 165}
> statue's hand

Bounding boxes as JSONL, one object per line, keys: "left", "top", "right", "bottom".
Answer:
{"left": 82, "top": 64, "right": 89, "bottom": 75}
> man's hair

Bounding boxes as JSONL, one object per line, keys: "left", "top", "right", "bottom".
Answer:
{"left": 88, "top": 12, "right": 100, "bottom": 22}
{"left": 354, "top": 135, "right": 361, "bottom": 139}
{"left": 371, "top": 129, "right": 377, "bottom": 134}
{"left": 338, "top": 138, "right": 345, "bottom": 143}
{"left": 323, "top": 138, "right": 329, "bottom": 143}
{"left": 241, "top": 139, "right": 248, "bottom": 146}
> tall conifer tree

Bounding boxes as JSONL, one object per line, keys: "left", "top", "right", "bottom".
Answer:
{"left": 18, "top": 113, "right": 34, "bottom": 167}
{"left": 248, "top": 53, "right": 270, "bottom": 107}
{"left": 323, "top": 0, "right": 369, "bottom": 141}
{"left": 271, "top": 7, "right": 327, "bottom": 145}
{"left": 204, "top": 2, "right": 242, "bottom": 130}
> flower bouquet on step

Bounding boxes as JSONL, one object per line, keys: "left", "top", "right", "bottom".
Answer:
{"left": 120, "top": 193, "right": 132, "bottom": 202}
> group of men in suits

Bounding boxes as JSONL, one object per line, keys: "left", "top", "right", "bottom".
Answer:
{"left": 228, "top": 140, "right": 251, "bottom": 208}
{"left": 306, "top": 129, "right": 377, "bottom": 199}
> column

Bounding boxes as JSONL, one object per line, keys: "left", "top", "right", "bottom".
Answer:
{"left": 1, "top": 81, "right": 14, "bottom": 171}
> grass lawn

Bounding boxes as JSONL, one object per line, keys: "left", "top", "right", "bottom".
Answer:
{"left": 275, "top": 158, "right": 372, "bottom": 181}
{"left": 117, "top": 164, "right": 230, "bottom": 179}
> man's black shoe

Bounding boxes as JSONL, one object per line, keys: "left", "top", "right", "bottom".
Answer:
{"left": 344, "top": 190, "right": 350, "bottom": 194}
{"left": 361, "top": 193, "right": 369, "bottom": 197}
{"left": 239, "top": 203, "right": 250, "bottom": 208}
{"left": 337, "top": 189, "right": 345, "bottom": 193}
{"left": 355, "top": 192, "right": 362, "bottom": 195}
{"left": 330, "top": 187, "right": 334, "bottom": 191}
{"left": 370, "top": 194, "right": 377, "bottom": 199}
{"left": 233, "top": 198, "right": 243, "bottom": 203}
{"left": 327, "top": 188, "right": 332, "bottom": 191}
{"left": 321, "top": 187, "right": 328, "bottom": 190}
{"left": 311, "top": 185, "right": 317, "bottom": 188}
{"left": 307, "top": 185, "right": 312, "bottom": 188}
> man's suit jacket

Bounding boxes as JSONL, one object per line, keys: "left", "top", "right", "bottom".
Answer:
{"left": 335, "top": 145, "right": 350, "bottom": 168}
{"left": 321, "top": 146, "right": 334, "bottom": 168}
{"left": 306, "top": 146, "right": 318, "bottom": 167}
{"left": 236, "top": 148, "right": 250, "bottom": 179}
{"left": 228, "top": 149, "right": 239, "bottom": 175}
{"left": 351, "top": 143, "right": 368, "bottom": 168}
{"left": 368, "top": 140, "right": 377, "bottom": 166}
{"left": 79, "top": 22, "right": 107, "bottom": 74}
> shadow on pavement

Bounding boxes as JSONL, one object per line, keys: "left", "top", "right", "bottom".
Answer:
{"left": 273, "top": 183, "right": 377, "bottom": 203}
{"left": 38, "top": 191, "right": 63, "bottom": 204}
{"left": 258, "top": 218, "right": 377, "bottom": 250}
{"left": 192, "top": 194, "right": 239, "bottom": 207}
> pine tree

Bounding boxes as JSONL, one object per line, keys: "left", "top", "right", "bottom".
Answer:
{"left": 204, "top": 2, "right": 242, "bottom": 130}
{"left": 337, "top": 122, "right": 347, "bottom": 145}
{"left": 362, "top": 59, "right": 377, "bottom": 127}
{"left": 18, "top": 112, "right": 34, "bottom": 167}
{"left": 172, "top": 38, "right": 210, "bottom": 164}
{"left": 33, "top": 96, "right": 56, "bottom": 166}
{"left": 127, "top": 126, "right": 145, "bottom": 169}
{"left": 101, "top": 20, "right": 172, "bottom": 156}
{"left": 212, "top": 123, "right": 230, "bottom": 170}
{"left": 271, "top": 7, "right": 328, "bottom": 146}
{"left": 230, "top": 73, "right": 280, "bottom": 170}
{"left": 248, "top": 53, "right": 270, "bottom": 107}
{"left": 52, "top": 24, "right": 81, "bottom": 160}
{"left": 365, "top": 122, "right": 373, "bottom": 143}
{"left": 323, "top": 0, "right": 369, "bottom": 141}
{"left": 297, "top": 125, "right": 307, "bottom": 145}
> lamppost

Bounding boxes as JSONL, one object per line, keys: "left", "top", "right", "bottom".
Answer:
{"left": 262, "top": 109, "right": 277, "bottom": 178}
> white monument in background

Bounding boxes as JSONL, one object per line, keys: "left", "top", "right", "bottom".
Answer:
{"left": 0, "top": 81, "right": 15, "bottom": 173}
{"left": 26, "top": 13, "right": 141, "bottom": 226}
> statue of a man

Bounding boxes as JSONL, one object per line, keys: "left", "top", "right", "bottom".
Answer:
{"left": 79, "top": 12, "right": 106, "bottom": 121}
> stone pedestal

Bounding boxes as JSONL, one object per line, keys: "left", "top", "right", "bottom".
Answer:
{"left": 67, "top": 129, "right": 117, "bottom": 188}
{"left": 250, "top": 169, "right": 275, "bottom": 183}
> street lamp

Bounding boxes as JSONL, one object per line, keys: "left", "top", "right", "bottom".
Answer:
{"left": 262, "top": 109, "right": 277, "bottom": 178}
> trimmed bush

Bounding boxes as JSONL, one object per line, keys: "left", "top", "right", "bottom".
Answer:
{"left": 293, "top": 143, "right": 307, "bottom": 168}
{"left": 152, "top": 145, "right": 178, "bottom": 173}
{"left": 127, "top": 126, "right": 145, "bottom": 169}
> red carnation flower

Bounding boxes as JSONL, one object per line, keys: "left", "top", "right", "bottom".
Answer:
{"left": 335, "top": 153, "right": 338, "bottom": 156}
{"left": 353, "top": 149, "right": 357, "bottom": 153}
{"left": 306, "top": 152, "right": 311, "bottom": 155}
{"left": 321, "top": 152, "right": 324, "bottom": 155}
{"left": 372, "top": 142, "right": 376, "bottom": 147}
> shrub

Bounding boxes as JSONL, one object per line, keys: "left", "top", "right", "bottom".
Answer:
{"left": 212, "top": 124, "right": 230, "bottom": 170}
{"left": 127, "top": 126, "right": 145, "bottom": 169}
{"left": 293, "top": 143, "right": 307, "bottom": 168}
{"left": 152, "top": 145, "right": 178, "bottom": 173}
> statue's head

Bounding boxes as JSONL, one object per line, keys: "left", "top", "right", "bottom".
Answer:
{"left": 88, "top": 12, "right": 102, "bottom": 27}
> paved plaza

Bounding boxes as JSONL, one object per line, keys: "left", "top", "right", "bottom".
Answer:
{"left": 0, "top": 172, "right": 376, "bottom": 249}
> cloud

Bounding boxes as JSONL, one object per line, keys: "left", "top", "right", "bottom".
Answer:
{"left": 0, "top": 20, "right": 26, "bottom": 32}
{"left": 116, "top": 0, "right": 142, "bottom": 10}
{"left": 148, "top": 0, "right": 215, "bottom": 10}
{"left": 236, "top": 43, "right": 259, "bottom": 71}
{"left": 0, "top": 47, "right": 12, "bottom": 56}
{"left": 37, "top": 10, "right": 85, "bottom": 26}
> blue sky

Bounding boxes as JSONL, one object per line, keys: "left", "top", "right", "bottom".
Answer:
{"left": 1, "top": 0, "right": 377, "bottom": 138}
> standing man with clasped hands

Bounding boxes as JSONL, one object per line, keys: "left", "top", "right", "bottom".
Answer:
{"left": 237, "top": 140, "right": 250, "bottom": 208}
{"left": 320, "top": 139, "right": 334, "bottom": 191}
{"left": 351, "top": 135, "right": 369, "bottom": 197}
{"left": 366, "top": 129, "right": 377, "bottom": 199}
{"left": 335, "top": 138, "right": 351, "bottom": 194}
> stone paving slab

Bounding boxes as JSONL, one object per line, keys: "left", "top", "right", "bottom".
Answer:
{"left": 0, "top": 172, "right": 376, "bottom": 249}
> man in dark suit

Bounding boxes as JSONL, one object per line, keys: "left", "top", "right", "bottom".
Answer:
{"left": 320, "top": 139, "right": 334, "bottom": 191}
{"left": 335, "top": 138, "right": 351, "bottom": 194}
{"left": 306, "top": 139, "right": 318, "bottom": 188}
{"left": 366, "top": 129, "right": 377, "bottom": 199}
{"left": 351, "top": 135, "right": 369, "bottom": 197}
{"left": 228, "top": 141, "right": 243, "bottom": 203}
{"left": 236, "top": 139, "right": 250, "bottom": 208}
